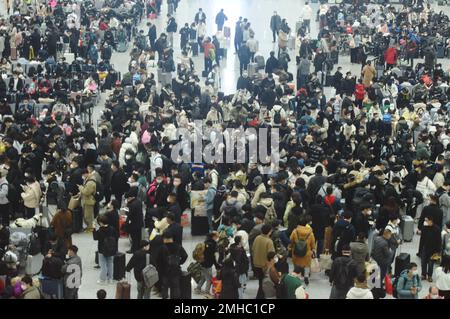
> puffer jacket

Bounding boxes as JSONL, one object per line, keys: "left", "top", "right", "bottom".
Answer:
{"left": 289, "top": 225, "right": 315, "bottom": 268}
{"left": 118, "top": 139, "right": 137, "bottom": 167}
{"left": 21, "top": 181, "right": 42, "bottom": 209}
{"left": 371, "top": 235, "right": 392, "bottom": 266}
{"left": 346, "top": 285, "right": 374, "bottom": 299}
{"left": 397, "top": 269, "right": 422, "bottom": 299}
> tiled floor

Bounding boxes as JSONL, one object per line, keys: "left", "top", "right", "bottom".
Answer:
{"left": 2, "top": 0, "right": 450, "bottom": 299}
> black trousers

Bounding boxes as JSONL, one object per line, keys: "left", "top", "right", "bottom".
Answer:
{"left": 161, "top": 274, "right": 181, "bottom": 299}
{"left": 0, "top": 203, "right": 10, "bottom": 226}
{"left": 25, "top": 207, "right": 36, "bottom": 219}
{"left": 254, "top": 267, "right": 265, "bottom": 299}
{"left": 130, "top": 231, "right": 140, "bottom": 252}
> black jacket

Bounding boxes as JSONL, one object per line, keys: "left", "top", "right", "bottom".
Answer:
{"left": 329, "top": 255, "right": 358, "bottom": 290}
{"left": 265, "top": 56, "right": 279, "bottom": 74}
{"left": 420, "top": 225, "right": 441, "bottom": 258}
{"left": 126, "top": 249, "right": 151, "bottom": 282}
{"left": 310, "top": 203, "right": 331, "bottom": 240}
{"left": 159, "top": 242, "right": 188, "bottom": 276}
{"left": 419, "top": 204, "right": 443, "bottom": 231}
{"left": 218, "top": 265, "right": 240, "bottom": 299}
{"left": 126, "top": 199, "right": 144, "bottom": 233}
{"left": 111, "top": 169, "right": 129, "bottom": 195}
{"left": 229, "top": 243, "right": 249, "bottom": 275}
{"left": 93, "top": 225, "right": 117, "bottom": 255}
{"left": 168, "top": 203, "right": 182, "bottom": 224}
{"left": 352, "top": 211, "right": 370, "bottom": 238}
{"left": 201, "top": 238, "right": 218, "bottom": 268}
{"left": 105, "top": 210, "right": 120, "bottom": 239}
{"left": 166, "top": 222, "right": 183, "bottom": 246}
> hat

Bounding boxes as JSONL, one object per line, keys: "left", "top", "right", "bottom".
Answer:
{"left": 304, "top": 135, "right": 314, "bottom": 143}
{"left": 125, "top": 187, "right": 139, "bottom": 199}
{"left": 253, "top": 176, "right": 263, "bottom": 186}
{"left": 295, "top": 286, "right": 308, "bottom": 299}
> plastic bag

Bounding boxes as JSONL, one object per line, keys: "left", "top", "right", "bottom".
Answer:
{"left": 310, "top": 258, "right": 321, "bottom": 273}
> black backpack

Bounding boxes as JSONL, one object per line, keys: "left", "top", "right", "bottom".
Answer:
{"left": 273, "top": 109, "right": 282, "bottom": 124}
{"left": 102, "top": 227, "right": 117, "bottom": 257}
{"left": 28, "top": 233, "right": 42, "bottom": 256}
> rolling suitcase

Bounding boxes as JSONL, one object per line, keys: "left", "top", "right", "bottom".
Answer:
{"left": 113, "top": 253, "right": 126, "bottom": 281}
{"left": 223, "top": 26, "right": 231, "bottom": 38}
{"left": 288, "top": 36, "right": 296, "bottom": 50}
{"left": 248, "top": 62, "right": 258, "bottom": 77}
{"left": 191, "top": 209, "right": 209, "bottom": 236}
{"left": 25, "top": 253, "right": 44, "bottom": 275}
{"left": 180, "top": 271, "right": 192, "bottom": 299}
{"left": 11, "top": 48, "right": 17, "bottom": 61}
{"left": 255, "top": 55, "right": 265, "bottom": 70}
{"left": 40, "top": 278, "right": 64, "bottom": 299}
{"left": 400, "top": 215, "right": 414, "bottom": 242}
{"left": 436, "top": 44, "right": 445, "bottom": 59}
{"left": 115, "top": 280, "right": 131, "bottom": 299}
{"left": 394, "top": 253, "right": 410, "bottom": 277}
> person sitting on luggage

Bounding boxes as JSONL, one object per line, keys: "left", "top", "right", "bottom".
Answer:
{"left": 159, "top": 230, "right": 188, "bottom": 299}
{"left": 93, "top": 214, "right": 118, "bottom": 285}
{"left": 126, "top": 240, "right": 152, "bottom": 299}
{"left": 20, "top": 275, "right": 41, "bottom": 299}
{"left": 396, "top": 262, "right": 422, "bottom": 299}
{"left": 61, "top": 245, "right": 82, "bottom": 299}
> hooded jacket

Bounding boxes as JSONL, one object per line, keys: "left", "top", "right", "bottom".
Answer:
{"left": 346, "top": 285, "right": 374, "bottom": 299}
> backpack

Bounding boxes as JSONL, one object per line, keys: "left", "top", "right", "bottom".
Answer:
{"left": 102, "top": 228, "right": 117, "bottom": 257}
{"left": 293, "top": 231, "right": 310, "bottom": 257}
{"left": 273, "top": 109, "right": 282, "bottom": 124}
{"left": 28, "top": 233, "right": 41, "bottom": 256}
{"left": 187, "top": 261, "right": 203, "bottom": 283}
{"left": 223, "top": 204, "right": 238, "bottom": 217}
{"left": 334, "top": 258, "right": 352, "bottom": 289}
{"left": 393, "top": 274, "right": 418, "bottom": 298}
{"left": 193, "top": 242, "right": 206, "bottom": 263}
{"left": 209, "top": 48, "right": 216, "bottom": 61}
{"left": 217, "top": 230, "right": 230, "bottom": 253}
{"left": 142, "top": 254, "right": 159, "bottom": 287}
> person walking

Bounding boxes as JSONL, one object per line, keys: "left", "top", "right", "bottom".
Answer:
{"left": 329, "top": 245, "right": 358, "bottom": 299}
{"left": 62, "top": 245, "right": 82, "bottom": 299}
{"left": 126, "top": 240, "right": 152, "bottom": 299}
{"left": 215, "top": 9, "right": 228, "bottom": 31}
{"left": 270, "top": 11, "right": 282, "bottom": 43}
{"left": 252, "top": 224, "right": 275, "bottom": 299}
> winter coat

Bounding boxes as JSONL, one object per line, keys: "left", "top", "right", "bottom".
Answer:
{"left": 21, "top": 182, "right": 42, "bottom": 209}
{"left": 21, "top": 286, "right": 41, "bottom": 299}
{"left": 346, "top": 285, "right": 374, "bottom": 299}
{"left": 256, "top": 198, "right": 277, "bottom": 224}
{"left": 371, "top": 235, "right": 392, "bottom": 266}
{"left": 51, "top": 210, "right": 73, "bottom": 248}
{"left": 350, "top": 241, "right": 369, "bottom": 275}
{"left": 289, "top": 225, "right": 315, "bottom": 268}
{"left": 251, "top": 183, "right": 266, "bottom": 208}
{"left": 397, "top": 270, "right": 422, "bottom": 299}
{"left": 79, "top": 179, "right": 96, "bottom": 206}
{"left": 251, "top": 234, "right": 275, "bottom": 269}
{"left": 218, "top": 265, "right": 240, "bottom": 299}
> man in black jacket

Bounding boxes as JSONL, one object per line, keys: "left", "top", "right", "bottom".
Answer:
{"left": 265, "top": 51, "right": 279, "bottom": 74}
{"left": 167, "top": 193, "right": 182, "bottom": 223}
{"left": 126, "top": 240, "right": 151, "bottom": 299}
{"left": 352, "top": 202, "right": 373, "bottom": 239}
{"left": 166, "top": 213, "right": 183, "bottom": 245}
{"left": 419, "top": 195, "right": 444, "bottom": 232}
{"left": 125, "top": 187, "right": 144, "bottom": 254}
{"left": 159, "top": 230, "right": 188, "bottom": 299}
{"left": 329, "top": 245, "right": 358, "bottom": 299}
{"left": 195, "top": 232, "right": 219, "bottom": 295}
{"left": 147, "top": 22, "right": 157, "bottom": 49}
{"left": 419, "top": 216, "right": 441, "bottom": 281}
{"left": 110, "top": 160, "right": 129, "bottom": 206}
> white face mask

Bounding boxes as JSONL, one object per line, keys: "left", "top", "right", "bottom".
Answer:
{"left": 365, "top": 210, "right": 372, "bottom": 216}
{"left": 423, "top": 221, "right": 429, "bottom": 227}
{"left": 274, "top": 257, "right": 279, "bottom": 264}
{"left": 431, "top": 294, "right": 439, "bottom": 299}
{"left": 413, "top": 270, "right": 419, "bottom": 276}
{"left": 125, "top": 155, "right": 132, "bottom": 160}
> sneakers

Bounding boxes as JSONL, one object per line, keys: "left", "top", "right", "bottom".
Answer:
{"left": 97, "top": 280, "right": 107, "bottom": 286}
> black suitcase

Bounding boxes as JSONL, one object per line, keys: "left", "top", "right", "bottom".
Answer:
{"left": 202, "top": 70, "right": 208, "bottom": 78}
{"left": 72, "top": 207, "right": 83, "bottom": 233}
{"left": 191, "top": 211, "right": 209, "bottom": 236}
{"left": 113, "top": 252, "right": 126, "bottom": 280}
{"left": 394, "top": 253, "right": 410, "bottom": 277}
{"left": 180, "top": 271, "right": 192, "bottom": 299}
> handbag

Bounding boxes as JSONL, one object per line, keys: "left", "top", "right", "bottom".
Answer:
{"left": 431, "top": 253, "right": 441, "bottom": 263}
{"left": 319, "top": 250, "right": 332, "bottom": 271}
{"left": 310, "top": 258, "right": 321, "bottom": 273}
{"left": 68, "top": 195, "right": 81, "bottom": 211}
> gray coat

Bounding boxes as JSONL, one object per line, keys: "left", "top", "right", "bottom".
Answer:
{"left": 371, "top": 235, "right": 392, "bottom": 267}
{"left": 439, "top": 193, "right": 450, "bottom": 225}
{"left": 298, "top": 58, "right": 311, "bottom": 76}
{"left": 350, "top": 241, "right": 369, "bottom": 275}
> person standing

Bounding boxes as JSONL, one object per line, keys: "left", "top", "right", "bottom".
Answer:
{"left": 435, "top": 255, "right": 450, "bottom": 299}
{"left": 270, "top": 11, "right": 282, "bottom": 43}
{"left": 329, "top": 245, "right": 358, "bottom": 299}
{"left": 126, "top": 240, "right": 152, "bottom": 299}
{"left": 203, "top": 37, "right": 216, "bottom": 75}
{"left": 195, "top": 232, "right": 219, "bottom": 296}
{"left": 21, "top": 175, "right": 42, "bottom": 219}
{"left": 217, "top": 258, "right": 240, "bottom": 299}
{"left": 124, "top": 187, "right": 144, "bottom": 254}
{"left": 93, "top": 215, "right": 118, "bottom": 285}
{"left": 110, "top": 160, "right": 129, "bottom": 206}
{"left": 166, "top": 14, "right": 178, "bottom": 48}
{"left": 204, "top": 177, "right": 217, "bottom": 231}
{"left": 159, "top": 230, "right": 188, "bottom": 299}
{"left": 289, "top": 216, "right": 316, "bottom": 285}
{"left": 194, "top": 8, "right": 207, "bottom": 24}
{"left": 78, "top": 169, "right": 96, "bottom": 232}
{"left": 252, "top": 224, "right": 275, "bottom": 299}
{"left": 51, "top": 208, "right": 73, "bottom": 249}
{"left": 371, "top": 229, "right": 394, "bottom": 286}
{"left": 147, "top": 22, "right": 157, "bottom": 49}
{"left": 420, "top": 216, "right": 442, "bottom": 282}
{"left": 238, "top": 42, "right": 251, "bottom": 76}
{"left": 215, "top": 9, "right": 228, "bottom": 31}
{"left": 0, "top": 172, "right": 10, "bottom": 226}
{"left": 62, "top": 245, "right": 82, "bottom": 299}
{"left": 302, "top": 2, "right": 313, "bottom": 34}
{"left": 179, "top": 23, "right": 190, "bottom": 51}
{"left": 234, "top": 17, "right": 244, "bottom": 53}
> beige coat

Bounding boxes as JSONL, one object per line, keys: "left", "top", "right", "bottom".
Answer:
{"left": 79, "top": 179, "right": 96, "bottom": 206}
{"left": 362, "top": 65, "right": 376, "bottom": 88}
{"left": 251, "top": 183, "right": 266, "bottom": 208}
{"left": 21, "top": 182, "right": 42, "bottom": 209}
{"left": 252, "top": 234, "right": 275, "bottom": 269}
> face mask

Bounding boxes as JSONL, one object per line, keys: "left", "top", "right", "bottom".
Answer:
{"left": 423, "top": 221, "right": 429, "bottom": 226}
{"left": 341, "top": 169, "right": 347, "bottom": 174}
{"left": 274, "top": 257, "right": 279, "bottom": 264}
{"left": 365, "top": 210, "right": 372, "bottom": 216}
{"left": 431, "top": 294, "right": 439, "bottom": 299}
{"left": 21, "top": 284, "right": 27, "bottom": 291}
{"left": 125, "top": 155, "right": 132, "bottom": 160}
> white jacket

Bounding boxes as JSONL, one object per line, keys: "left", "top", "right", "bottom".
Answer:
{"left": 270, "top": 104, "right": 286, "bottom": 126}
{"left": 346, "top": 287, "right": 374, "bottom": 299}
{"left": 302, "top": 5, "right": 313, "bottom": 20}
{"left": 434, "top": 267, "right": 450, "bottom": 291}
{"left": 118, "top": 139, "right": 137, "bottom": 166}
{"left": 162, "top": 123, "right": 177, "bottom": 142}
{"left": 246, "top": 38, "right": 258, "bottom": 53}
{"left": 416, "top": 177, "right": 436, "bottom": 198}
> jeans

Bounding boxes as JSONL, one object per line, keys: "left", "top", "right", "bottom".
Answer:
{"left": 207, "top": 209, "right": 214, "bottom": 231}
{"left": 196, "top": 266, "right": 213, "bottom": 292}
{"left": 161, "top": 274, "right": 181, "bottom": 299}
{"left": 98, "top": 253, "right": 114, "bottom": 282}
{"left": 204, "top": 57, "right": 213, "bottom": 74}
{"left": 137, "top": 280, "right": 151, "bottom": 299}
{"left": 272, "top": 29, "right": 277, "bottom": 42}
{"left": 238, "top": 274, "right": 247, "bottom": 299}
{"left": 421, "top": 252, "right": 435, "bottom": 278}
{"left": 254, "top": 267, "right": 265, "bottom": 299}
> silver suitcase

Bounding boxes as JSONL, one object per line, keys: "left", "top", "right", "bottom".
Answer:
{"left": 401, "top": 215, "right": 414, "bottom": 242}
{"left": 160, "top": 72, "right": 172, "bottom": 87}
{"left": 288, "top": 36, "right": 296, "bottom": 50}
{"left": 255, "top": 55, "right": 265, "bottom": 70}
{"left": 25, "top": 253, "right": 44, "bottom": 275}
{"left": 248, "top": 63, "right": 258, "bottom": 77}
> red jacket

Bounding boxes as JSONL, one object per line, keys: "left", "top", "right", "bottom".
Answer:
{"left": 354, "top": 84, "right": 365, "bottom": 101}
{"left": 384, "top": 47, "right": 398, "bottom": 65}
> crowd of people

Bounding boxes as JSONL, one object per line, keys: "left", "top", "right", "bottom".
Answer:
{"left": 0, "top": 0, "right": 450, "bottom": 300}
